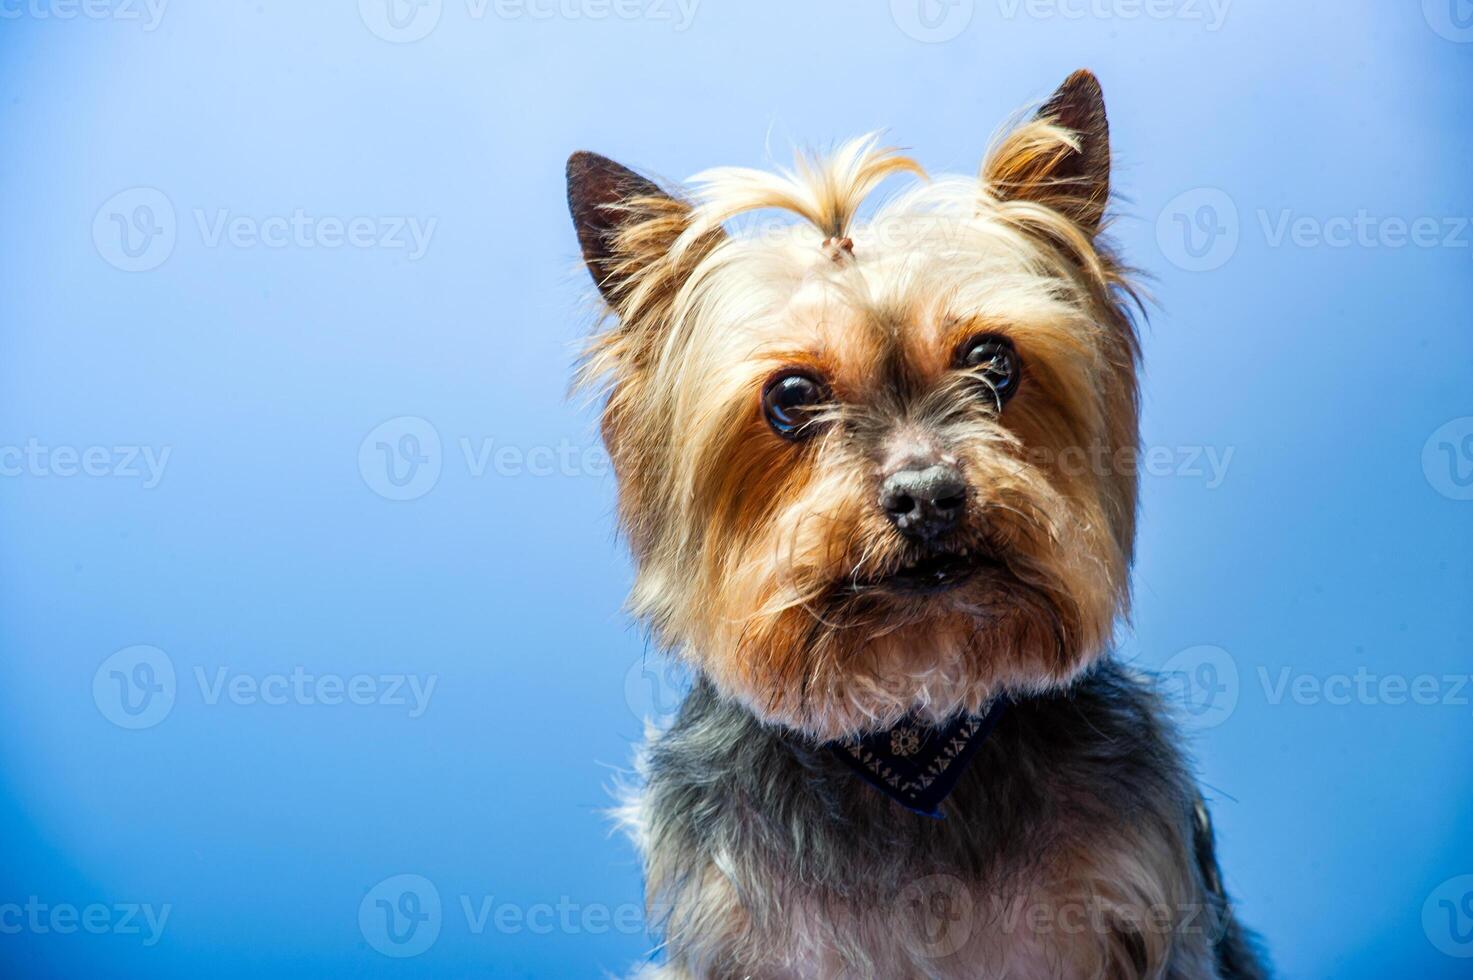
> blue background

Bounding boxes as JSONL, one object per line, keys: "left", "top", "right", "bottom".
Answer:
{"left": 1, "top": 1, "right": 1471, "bottom": 976}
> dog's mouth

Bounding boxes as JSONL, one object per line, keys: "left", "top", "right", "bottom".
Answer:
{"left": 847, "top": 548, "right": 1002, "bottom": 597}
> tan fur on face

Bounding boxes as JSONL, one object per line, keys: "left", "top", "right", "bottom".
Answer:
{"left": 581, "top": 125, "right": 1142, "bottom": 741}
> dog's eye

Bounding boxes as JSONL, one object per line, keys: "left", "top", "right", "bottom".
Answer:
{"left": 957, "top": 334, "right": 1020, "bottom": 409}
{"left": 762, "top": 371, "right": 828, "bottom": 440}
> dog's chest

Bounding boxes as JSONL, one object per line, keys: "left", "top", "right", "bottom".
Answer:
{"left": 760, "top": 876, "right": 1123, "bottom": 980}
{"left": 625, "top": 792, "right": 1202, "bottom": 980}
{"left": 626, "top": 670, "right": 1224, "bottom": 979}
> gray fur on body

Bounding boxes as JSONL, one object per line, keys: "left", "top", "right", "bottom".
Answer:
{"left": 628, "top": 658, "right": 1267, "bottom": 979}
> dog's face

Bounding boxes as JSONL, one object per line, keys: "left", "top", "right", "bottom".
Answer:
{"left": 570, "top": 71, "right": 1142, "bottom": 740}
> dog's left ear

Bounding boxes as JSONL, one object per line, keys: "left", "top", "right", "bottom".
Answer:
{"left": 985, "top": 69, "right": 1110, "bottom": 234}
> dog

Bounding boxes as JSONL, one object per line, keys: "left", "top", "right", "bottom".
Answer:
{"left": 566, "top": 69, "right": 1267, "bottom": 979}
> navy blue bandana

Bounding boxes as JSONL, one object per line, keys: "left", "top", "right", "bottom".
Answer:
{"left": 829, "top": 700, "right": 1009, "bottom": 818}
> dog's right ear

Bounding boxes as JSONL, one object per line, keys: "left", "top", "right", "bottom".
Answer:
{"left": 567, "top": 151, "right": 698, "bottom": 308}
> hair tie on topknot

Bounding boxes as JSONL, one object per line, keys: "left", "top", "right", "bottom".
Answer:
{"left": 822, "top": 236, "right": 855, "bottom": 263}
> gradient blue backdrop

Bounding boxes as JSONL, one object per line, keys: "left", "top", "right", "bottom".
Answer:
{"left": 1, "top": 1, "right": 1470, "bottom": 976}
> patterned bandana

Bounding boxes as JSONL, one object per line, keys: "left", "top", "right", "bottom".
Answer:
{"left": 828, "top": 700, "right": 1010, "bottom": 818}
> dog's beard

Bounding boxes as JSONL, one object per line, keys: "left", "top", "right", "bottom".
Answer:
{"left": 686, "top": 523, "right": 1117, "bottom": 742}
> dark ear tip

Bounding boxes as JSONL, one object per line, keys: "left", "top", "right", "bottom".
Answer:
{"left": 566, "top": 150, "right": 604, "bottom": 187}
{"left": 1060, "top": 68, "right": 1102, "bottom": 97}
{"left": 1046, "top": 69, "right": 1104, "bottom": 117}
{"left": 1042, "top": 68, "right": 1107, "bottom": 134}
{"left": 566, "top": 151, "right": 659, "bottom": 203}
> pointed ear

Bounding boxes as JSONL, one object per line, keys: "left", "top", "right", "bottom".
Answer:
{"left": 567, "top": 151, "right": 689, "bottom": 306}
{"left": 985, "top": 69, "right": 1111, "bottom": 234}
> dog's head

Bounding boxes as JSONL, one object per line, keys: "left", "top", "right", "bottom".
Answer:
{"left": 569, "top": 71, "right": 1142, "bottom": 740}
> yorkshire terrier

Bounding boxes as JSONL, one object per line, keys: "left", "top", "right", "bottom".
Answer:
{"left": 567, "top": 70, "right": 1267, "bottom": 979}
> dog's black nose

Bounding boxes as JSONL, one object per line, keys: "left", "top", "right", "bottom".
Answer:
{"left": 880, "top": 463, "right": 967, "bottom": 540}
